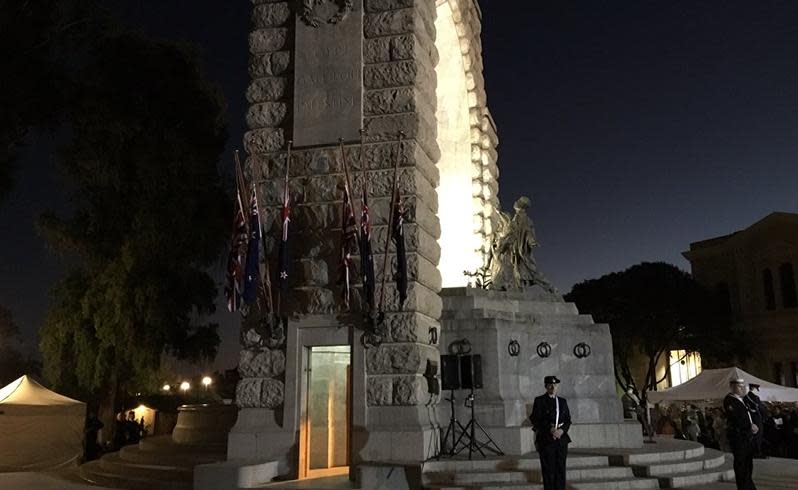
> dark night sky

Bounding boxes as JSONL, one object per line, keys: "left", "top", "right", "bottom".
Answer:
{"left": 2, "top": 1, "right": 797, "bottom": 371}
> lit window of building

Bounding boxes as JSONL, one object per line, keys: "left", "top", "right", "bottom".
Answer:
{"left": 669, "top": 350, "right": 702, "bottom": 387}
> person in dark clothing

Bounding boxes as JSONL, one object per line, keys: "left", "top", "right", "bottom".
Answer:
{"left": 530, "top": 376, "right": 572, "bottom": 490}
{"left": 126, "top": 410, "right": 141, "bottom": 445}
{"left": 724, "top": 378, "right": 758, "bottom": 490}
{"left": 745, "top": 384, "right": 767, "bottom": 458}
{"left": 84, "top": 412, "right": 104, "bottom": 461}
{"left": 112, "top": 412, "right": 127, "bottom": 449}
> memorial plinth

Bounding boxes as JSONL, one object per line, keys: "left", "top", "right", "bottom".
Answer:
{"left": 439, "top": 287, "right": 642, "bottom": 454}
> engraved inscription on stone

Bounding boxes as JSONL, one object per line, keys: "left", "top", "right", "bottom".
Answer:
{"left": 293, "top": 0, "right": 363, "bottom": 148}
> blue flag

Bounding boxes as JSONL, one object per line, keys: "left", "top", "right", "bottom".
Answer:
{"left": 242, "top": 192, "right": 260, "bottom": 304}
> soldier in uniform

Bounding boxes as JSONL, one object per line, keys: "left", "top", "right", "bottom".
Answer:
{"left": 745, "top": 383, "right": 767, "bottom": 458}
{"left": 530, "top": 376, "right": 572, "bottom": 490}
{"left": 724, "top": 378, "right": 758, "bottom": 490}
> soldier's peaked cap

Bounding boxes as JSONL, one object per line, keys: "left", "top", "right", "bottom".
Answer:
{"left": 729, "top": 378, "right": 745, "bottom": 385}
{"left": 544, "top": 376, "right": 560, "bottom": 385}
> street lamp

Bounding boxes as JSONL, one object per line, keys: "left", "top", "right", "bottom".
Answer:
{"left": 201, "top": 376, "right": 212, "bottom": 390}
{"left": 162, "top": 384, "right": 171, "bottom": 392}
{"left": 180, "top": 381, "right": 190, "bottom": 393}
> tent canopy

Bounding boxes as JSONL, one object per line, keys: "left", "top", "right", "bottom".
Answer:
{"left": 648, "top": 366, "right": 798, "bottom": 403}
{"left": 0, "top": 375, "right": 84, "bottom": 412}
{"left": 0, "top": 375, "right": 86, "bottom": 471}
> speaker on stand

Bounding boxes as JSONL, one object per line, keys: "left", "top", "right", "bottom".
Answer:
{"left": 438, "top": 354, "right": 469, "bottom": 457}
{"left": 451, "top": 354, "right": 503, "bottom": 460}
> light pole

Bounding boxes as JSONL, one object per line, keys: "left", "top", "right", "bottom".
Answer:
{"left": 201, "top": 376, "right": 212, "bottom": 391}
{"left": 180, "top": 381, "right": 190, "bottom": 393}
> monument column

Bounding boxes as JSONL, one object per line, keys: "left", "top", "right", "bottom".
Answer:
{"left": 230, "top": 0, "right": 443, "bottom": 470}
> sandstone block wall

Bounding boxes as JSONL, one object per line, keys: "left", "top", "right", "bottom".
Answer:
{"left": 237, "top": 0, "right": 444, "bottom": 433}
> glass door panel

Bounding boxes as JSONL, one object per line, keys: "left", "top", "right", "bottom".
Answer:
{"left": 305, "top": 345, "right": 350, "bottom": 477}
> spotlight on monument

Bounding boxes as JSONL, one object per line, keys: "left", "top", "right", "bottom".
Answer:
{"left": 202, "top": 376, "right": 212, "bottom": 390}
{"left": 180, "top": 381, "right": 190, "bottom": 393}
{"left": 162, "top": 384, "right": 171, "bottom": 392}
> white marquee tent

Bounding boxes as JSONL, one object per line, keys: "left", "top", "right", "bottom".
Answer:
{"left": 0, "top": 375, "right": 86, "bottom": 471}
{"left": 648, "top": 367, "right": 798, "bottom": 403}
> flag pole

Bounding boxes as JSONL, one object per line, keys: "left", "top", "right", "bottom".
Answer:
{"left": 359, "top": 129, "right": 368, "bottom": 206}
{"left": 339, "top": 138, "right": 361, "bottom": 244}
{"left": 377, "top": 131, "right": 404, "bottom": 313}
{"left": 358, "top": 129, "right": 375, "bottom": 315}
{"left": 237, "top": 150, "right": 273, "bottom": 313}
{"left": 234, "top": 151, "right": 250, "bottom": 236}
{"left": 277, "top": 141, "right": 292, "bottom": 317}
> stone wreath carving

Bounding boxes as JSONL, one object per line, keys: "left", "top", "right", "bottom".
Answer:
{"left": 300, "top": 0, "right": 354, "bottom": 27}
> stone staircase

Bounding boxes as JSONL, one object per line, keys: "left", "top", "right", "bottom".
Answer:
{"left": 78, "top": 435, "right": 226, "bottom": 489}
{"left": 421, "top": 439, "right": 734, "bottom": 490}
{"left": 78, "top": 403, "right": 236, "bottom": 489}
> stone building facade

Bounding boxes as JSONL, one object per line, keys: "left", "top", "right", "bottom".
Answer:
{"left": 683, "top": 212, "right": 798, "bottom": 387}
{"left": 231, "top": 0, "right": 500, "bottom": 473}
{"left": 226, "top": 0, "right": 639, "bottom": 481}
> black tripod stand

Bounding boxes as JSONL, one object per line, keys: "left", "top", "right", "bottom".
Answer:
{"left": 438, "top": 390, "right": 469, "bottom": 458}
{"left": 452, "top": 388, "right": 504, "bottom": 460}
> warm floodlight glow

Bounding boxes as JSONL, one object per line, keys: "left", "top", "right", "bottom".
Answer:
{"left": 180, "top": 381, "right": 190, "bottom": 392}
{"left": 669, "top": 350, "right": 702, "bottom": 387}
{"left": 434, "top": 1, "right": 484, "bottom": 287}
{"left": 162, "top": 384, "right": 171, "bottom": 392}
{"left": 202, "top": 376, "right": 212, "bottom": 388}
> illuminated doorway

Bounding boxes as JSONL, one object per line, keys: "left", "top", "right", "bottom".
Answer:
{"left": 300, "top": 345, "right": 351, "bottom": 479}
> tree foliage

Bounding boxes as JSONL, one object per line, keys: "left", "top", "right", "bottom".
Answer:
{"left": 38, "top": 31, "right": 231, "bottom": 402}
{"left": 565, "top": 262, "right": 739, "bottom": 409}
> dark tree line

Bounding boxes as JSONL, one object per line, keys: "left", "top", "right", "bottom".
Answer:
{"left": 1, "top": 1, "right": 231, "bottom": 430}
{"left": 566, "top": 262, "right": 743, "bottom": 428}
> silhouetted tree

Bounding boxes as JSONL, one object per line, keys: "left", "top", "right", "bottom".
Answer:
{"left": 565, "top": 262, "right": 739, "bottom": 432}
{"left": 38, "top": 31, "right": 231, "bottom": 428}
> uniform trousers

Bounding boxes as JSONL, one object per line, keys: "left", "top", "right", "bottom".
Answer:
{"left": 730, "top": 437, "right": 757, "bottom": 490}
{"left": 538, "top": 440, "right": 567, "bottom": 490}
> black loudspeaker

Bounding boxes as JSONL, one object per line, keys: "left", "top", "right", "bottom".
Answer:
{"left": 459, "top": 354, "right": 483, "bottom": 390}
{"left": 424, "top": 360, "right": 440, "bottom": 395}
{"left": 441, "top": 355, "right": 461, "bottom": 390}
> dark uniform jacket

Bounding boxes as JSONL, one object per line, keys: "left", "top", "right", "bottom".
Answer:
{"left": 744, "top": 391, "right": 766, "bottom": 426}
{"left": 530, "top": 394, "right": 572, "bottom": 447}
{"left": 724, "top": 393, "right": 754, "bottom": 443}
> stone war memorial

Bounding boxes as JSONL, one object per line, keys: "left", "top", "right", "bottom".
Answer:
{"left": 198, "top": 0, "right": 643, "bottom": 488}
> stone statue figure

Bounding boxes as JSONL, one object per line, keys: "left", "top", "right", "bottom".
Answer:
{"left": 490, "top": 196, "right": 557, "bottom": 293}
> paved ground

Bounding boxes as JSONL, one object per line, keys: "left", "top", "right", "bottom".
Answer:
{"left": 0, "top": 470, "right": 112, "bottom": 489}
{"left": 683, "top": 457, "right": 798, "bottom": 490}
{"left": 2, "top": 453, "right": 796, "bottom": 489}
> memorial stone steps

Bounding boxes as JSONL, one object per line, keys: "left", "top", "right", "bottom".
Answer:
{"left": 79, "top": 459, "right": 192, "bottom": 490}
{"left": 78, "top": 435, "right": 226, "bottom": 489}
{"left": 421, "top": 440, "right": 735, "bottom": 490}
{"left": 632, "top": 448, "right": 726, "bottom": 477}
{"left": 119, "top": 436, "right": 225, "bottom": 467}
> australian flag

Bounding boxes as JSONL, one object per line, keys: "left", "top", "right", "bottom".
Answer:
{"left": 392, "top": 192, "right": 408, "bottom": 309}
{"left": 225, "top": 192, "right": 248, "bottom": 312}
{"left": 359, "top": 188, "right": 376, "bottom": 313}
{"left": 339, "top": 187, "right": 358, "bottom": 309}
{"left": 242, "top": 190, "right": 261, "bottom": 305}
{"left": 277, "top": 179, "right": 291, "bottom": 292}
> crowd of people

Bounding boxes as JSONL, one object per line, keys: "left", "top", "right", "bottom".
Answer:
{"left": 83, "top": 410, "right": 149, "bottom": 462}
{"left": 652, "top": 400, "right": 798, "bottom": 459}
